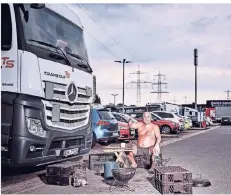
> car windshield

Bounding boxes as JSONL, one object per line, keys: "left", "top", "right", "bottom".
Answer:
{"left": 19, "top": 4, "right": 89, "bottom": 62}
{"left": 98, "top": 111, "right": 115, "bottom": 120}
{"left": 222, "top": 117, "right": 231, "bottom": 120}
{"left": 151, "top": 113, "right": 163, "bottom": 120}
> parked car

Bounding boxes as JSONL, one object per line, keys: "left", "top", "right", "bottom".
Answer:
{"left": 111, "top": 112, "right": 136, "bottom": 140}
{"left": 221, "top": 116, "right": 231, "bottom": 126}
{"left": 174, "top": 113, "right": 192, "bottom": 130}
{"left": 91, "top": 108, "right": 120, "bottom": 148}
{"left": 153, "top": 111, "right": 184, "bottom": 131}
{"left": 128, "top": 112, "right": 179, "bottom": 134}
{"left": 204, "top": 116, "right": 214, "bottom": 126}
{"left": 182, "top": 116, "right": 193, "bottom": 129}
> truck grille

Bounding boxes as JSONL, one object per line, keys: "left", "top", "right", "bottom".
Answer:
{"left": 42, "top": 82, "right": 92, "bottom": 130}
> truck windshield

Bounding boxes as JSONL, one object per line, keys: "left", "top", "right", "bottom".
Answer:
{"left": 19, "top": 4, "right": 89, "bottom": 62}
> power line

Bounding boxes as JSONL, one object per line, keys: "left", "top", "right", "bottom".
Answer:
{"left": 64, "top": 5, "right": 121, "bottom": 59}
{"left": 90, "top": 55, "right": 100, "bottom": 61}
{"left": 85, "top": 31, "right": 120, "bottom": 59}
{"left": 77, "top": 4, "right": 137, "bottom": 61}
{"left": 151, "top": 71, "right": 169, "bottom": 102}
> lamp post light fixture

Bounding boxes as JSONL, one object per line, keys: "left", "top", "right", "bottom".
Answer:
{"left": 111, "top": 93, "right": 118, "bottom": 105}
{"left": 114, "top": 59, "right": 132, "bottom": 113}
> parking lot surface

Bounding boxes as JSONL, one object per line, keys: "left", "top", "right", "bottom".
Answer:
{"left": 2, "top": 126, "right": 231, "bottom": 194}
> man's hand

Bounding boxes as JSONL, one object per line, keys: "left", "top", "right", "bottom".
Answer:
{"left": 128, "top": 119, "right": 133, "bottom": 127}
{"left": 128, "top": 119, "right": 139, "bottom": 129}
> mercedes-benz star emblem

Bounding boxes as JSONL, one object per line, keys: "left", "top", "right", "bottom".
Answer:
{"left": 67, "top": 83, "right": 77, "bottom": 102}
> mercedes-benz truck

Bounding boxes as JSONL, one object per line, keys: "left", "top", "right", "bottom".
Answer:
{"left": 1, "top": 3, "right": 94, "bottom": 167}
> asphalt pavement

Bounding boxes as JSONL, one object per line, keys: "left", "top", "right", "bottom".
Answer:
{"left": 1, "top": 126, "right": 231, "bottom": 194}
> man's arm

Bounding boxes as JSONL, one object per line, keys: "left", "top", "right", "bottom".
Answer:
{"left": 154, "top": 125, "right": 161, "bottom": 146}
{"left": 128, "top": 119, "right": 140, "bottom": 129}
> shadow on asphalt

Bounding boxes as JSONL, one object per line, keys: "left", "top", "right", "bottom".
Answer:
{"left": 1, "top": 165, "right": 47, "bottom": 187}
{"left": 1, "top": 165, "right": 47, "bottom": 178}
{"left": 102, "top": 178, "right": 116, "bottom": 186}
{"left": 38, "top": 173, "right": 47, "bottom": 184}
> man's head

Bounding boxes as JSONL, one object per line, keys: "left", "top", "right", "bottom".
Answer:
{"left": 143, "top": 112, "right": 152, "bottom": 124}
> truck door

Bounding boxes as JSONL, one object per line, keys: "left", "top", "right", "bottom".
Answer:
{"left": 1, "top": 3, "right": 18, "bottom": 93}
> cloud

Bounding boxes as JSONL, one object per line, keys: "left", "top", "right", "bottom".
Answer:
{"left": 68, "top": 3, "right": 231, "bottom": 105}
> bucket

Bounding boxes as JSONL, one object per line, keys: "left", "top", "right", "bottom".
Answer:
{"left": 103, "top": 161, "right": 119, "bottom": 179}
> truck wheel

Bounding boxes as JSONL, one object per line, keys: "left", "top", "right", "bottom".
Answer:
{"left": 161, "top": 125, "right": 171, "bottom": 134}
{"left": 91, "top": 134, "right": 97, "bottom": 149}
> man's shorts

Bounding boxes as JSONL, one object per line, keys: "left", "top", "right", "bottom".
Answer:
{"left": 136, "top": 146, "right": 154, "bottom": 156}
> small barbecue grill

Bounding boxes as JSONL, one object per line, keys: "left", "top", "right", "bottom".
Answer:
{"left": 109, "top": 168, "right": 136, "bottom": 192}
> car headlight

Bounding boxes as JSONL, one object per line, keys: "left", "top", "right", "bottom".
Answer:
{"left": 26, "top": 118, "right": 47, "bottom": 138}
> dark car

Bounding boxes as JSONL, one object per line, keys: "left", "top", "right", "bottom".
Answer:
{"left": 91, "top": 108, "right": 120, "bottom": 148}
{"left": 221, "top": 116, "right": 231, "bottom": 125}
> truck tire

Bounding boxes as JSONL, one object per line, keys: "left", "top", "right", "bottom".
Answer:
{"left": 91, "top": 134, "right": 97, "bottom": 149}
{"left": 161, "top": 125, "right": 171, "bottom": 134}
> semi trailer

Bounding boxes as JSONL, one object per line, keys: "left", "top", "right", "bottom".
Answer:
{"left": 215, "top": 107, "right": 231, "bottom": 123}
{"left": 1, "top": 3, "right": 94, "bottom": 167}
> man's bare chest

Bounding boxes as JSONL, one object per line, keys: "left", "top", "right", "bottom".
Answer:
{"left": 139, "top": 126, "right": 155, "bottom": 137}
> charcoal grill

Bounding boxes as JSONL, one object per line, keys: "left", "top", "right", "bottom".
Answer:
{"left": 109, "top": 168, "right": 136, "bottom": 192}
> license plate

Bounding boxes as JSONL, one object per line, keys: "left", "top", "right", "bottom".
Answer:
{"left": 63, "top": 148, "right": 79, "bottom": 157}
{"left": 113, "top": 132, "right": 119, "bottom": 136}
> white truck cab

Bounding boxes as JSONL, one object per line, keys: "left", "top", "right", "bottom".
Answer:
{"left": 1, "top": 3, "right": 94, "bottom": 167}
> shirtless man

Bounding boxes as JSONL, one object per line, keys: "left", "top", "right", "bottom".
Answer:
{"left": 127, "top": 112, "right": 161, "bottom": 171}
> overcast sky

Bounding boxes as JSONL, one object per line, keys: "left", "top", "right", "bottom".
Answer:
{"left": 69, "top": 3, "right": 231, "bottom": 105}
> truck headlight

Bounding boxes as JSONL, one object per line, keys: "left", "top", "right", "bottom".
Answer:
{"left": 26, "top": 118, "right": 47, "bottom": 138}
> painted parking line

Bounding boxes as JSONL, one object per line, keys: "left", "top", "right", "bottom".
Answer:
{"left": 160, "top": 126, "right": 220, "bottom": 147}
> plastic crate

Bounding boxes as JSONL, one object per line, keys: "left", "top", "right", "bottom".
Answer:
{"left": 46, "top": 161, "right": 86, "bottom": 177}
{"left": 152, "top": 178, "right": 193, "bottom": 194}
{"left": 46, "top": 175, "right": 70, "bottom": 186}
{"left": 89, "top": 153, "right": 116, "bottom": 172}
{"left": 154, "top": 166, "right": 192, "bottom": 184}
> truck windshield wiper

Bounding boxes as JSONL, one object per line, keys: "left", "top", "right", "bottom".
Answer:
{"left": 28, "top": 39, "right": 72, "bottom": 66}
{"left": 66, "top": 52, "right": 93, "bottom": 73}
{"left": 28, "top": 39, "right": 92, "bottom": 73}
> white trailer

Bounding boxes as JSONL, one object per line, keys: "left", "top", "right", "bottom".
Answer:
{"left": 163, "top": 102, "right": 180, "bottom": 114}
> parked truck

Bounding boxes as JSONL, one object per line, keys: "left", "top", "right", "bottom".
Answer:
{"left": 146, "top": 102, "right": 180, "bottom": 113}
{"left": 205, "top": 107, "right": 215, "bottom": 122}
{"left": 180, "top": 107, "right": 204, "bottom": 127}
{"left": 1, "top": 4, "right": 94, "bottom": 167}
{"left": 215, "top": 107, "right": 231, "bottom": 123}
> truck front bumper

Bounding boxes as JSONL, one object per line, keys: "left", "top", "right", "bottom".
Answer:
{"left": 1, "top": 93, "right": 93, "bottom": 167}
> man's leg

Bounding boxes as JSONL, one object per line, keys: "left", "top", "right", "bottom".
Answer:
{"left": 149, "top": 147, "right": 156, "bottom": 172}
{"left": 127, "top": 144, "right": 138, "bottom": 168}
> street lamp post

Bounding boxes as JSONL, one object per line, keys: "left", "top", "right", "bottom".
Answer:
{"left": 111, "top": 93, "right": 118, "bottom": 105}
{"left": 114, "top": 59, "right": 132, "bottom": 114}
{"left": 194, "top": 48, "right": 198, "bottom": 110}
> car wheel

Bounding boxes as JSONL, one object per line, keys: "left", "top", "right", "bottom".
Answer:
{"left": 91, "top": 134, "right": 97, "bottom": 149}
{"left": 161, "top": 125, "right": 171, "bottom": 134}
